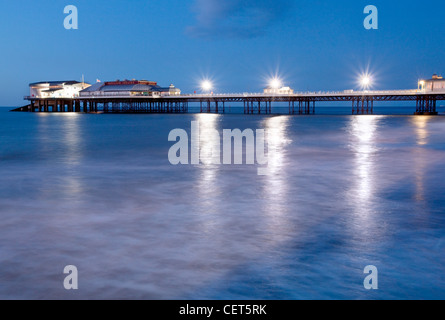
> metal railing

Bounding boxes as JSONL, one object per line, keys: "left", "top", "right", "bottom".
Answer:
{"left": 25, "top": 88, "right": 445, "bottom": 100}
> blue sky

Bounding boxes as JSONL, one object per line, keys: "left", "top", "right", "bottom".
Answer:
{"left": 0, "top": 0, "right": 444, "bottom": 106}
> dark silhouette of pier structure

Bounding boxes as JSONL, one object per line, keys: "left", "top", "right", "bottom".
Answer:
{"left": 17, "top": 90, "right": 445, "bottom": 115}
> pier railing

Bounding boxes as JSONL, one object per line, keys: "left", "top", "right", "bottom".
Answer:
{"left": 76, "top": 89, "right": 429, "bottom": 99}
{"left": 26, "top": 89, "right": 445, "bottom": 101}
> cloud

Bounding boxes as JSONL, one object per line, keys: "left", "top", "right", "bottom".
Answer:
{"left": 186, "top": 0, "right": 293, "bottom": 39}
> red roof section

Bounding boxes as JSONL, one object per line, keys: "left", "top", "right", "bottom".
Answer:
{"left": 104, "top": 80, "right": 157, "bottom": 86}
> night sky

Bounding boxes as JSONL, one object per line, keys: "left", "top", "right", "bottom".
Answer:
{"left": 0, "top": 0, "right": 444, "bottom": 106}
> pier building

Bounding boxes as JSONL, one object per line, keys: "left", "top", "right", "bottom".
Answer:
{"left": 29, "top": 81, "right": 90, "bottom": 99}
{"left": 79, "top": 80, "right": 181, "bottom": 97}
{"left": 419, "top": 74, "right": 445, "bottom": 92}
{"left": 263, "top": 86, "right": 294, "bottom": 95}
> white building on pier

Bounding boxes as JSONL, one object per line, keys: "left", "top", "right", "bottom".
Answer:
{"left": 263, "top": 85, "right": 294, "bottom": 95}
{"left": 29, "top": 81, "right": 91, "bottom": 99}
{"left": 419, "top": 74, "right": 445, "bottom": 92}
{"left": 79, "top": 80, "right": 181, "bottom": 97}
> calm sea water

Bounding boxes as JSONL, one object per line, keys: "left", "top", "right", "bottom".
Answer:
{"left": 0, "top": 107, "right": 444, "bottom": 300}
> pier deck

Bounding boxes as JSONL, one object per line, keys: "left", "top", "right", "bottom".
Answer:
{"left": 18, "top": 90, "right": 445, "bottom": 115}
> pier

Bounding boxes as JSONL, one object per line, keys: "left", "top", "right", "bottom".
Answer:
{"left": 14, "top": 76, "right": 445, "bottom": 115}
{"left": 18, "top": 90, "right": 445, "bottom": 115}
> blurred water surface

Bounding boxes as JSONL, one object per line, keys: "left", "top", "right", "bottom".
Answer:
{"left": 0, "top": 107, "right": 444, "bottom": 299}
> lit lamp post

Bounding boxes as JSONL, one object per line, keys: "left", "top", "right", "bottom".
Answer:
{"left": 360, "top": 75, "right": 372, "bottom": 91}
{"left": 201, "top": 80, "right": 213, "bottom": 94}
{"left": 269, "top": 77, "right": 282, "bottom": 94}
{"left": 270, "top": 78, "right": 281, "bottom": 89}
{"left": 418, "top": 80, "right": 426, "bottom": 91}
{"left": 353, "top": 74, "right": 373, "bottom": 114}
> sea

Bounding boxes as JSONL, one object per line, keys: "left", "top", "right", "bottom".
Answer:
{"left": 0, "top": 106, "right": 444, "bottom": 300}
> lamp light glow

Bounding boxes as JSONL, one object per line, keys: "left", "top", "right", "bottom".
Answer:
{"left": 270, "top": 78, "right": 282, "bottom": 89}
{"left": 360, "top": 74, "right": 372, "bottom": 90}
{"left": 201, "top": 80, "right": 213, "bottom": 92}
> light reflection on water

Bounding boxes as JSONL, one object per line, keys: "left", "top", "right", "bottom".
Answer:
{"left": 37, "top": 113, "right": 84, "bottom": 198}
{"left": 349, "top": 116, "right": 381, "bottom": 230}
{"left": 194, "top": 114, "right": 222, "bottom": 236}
{"left": 0, "top": 110, "right": 445, "bottom": 300}
{"left": 260, "top": 116, "right": 292, "bottom": 245}
{"left": 411, "top": 116, "right": 430, "bottom": 202}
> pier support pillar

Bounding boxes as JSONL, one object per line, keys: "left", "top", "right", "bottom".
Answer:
{"left": 352, "top": 97, "right": 373, "bottom": 115}
{"left": 415, "top": 95, "right": 438, "bottom": 115}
